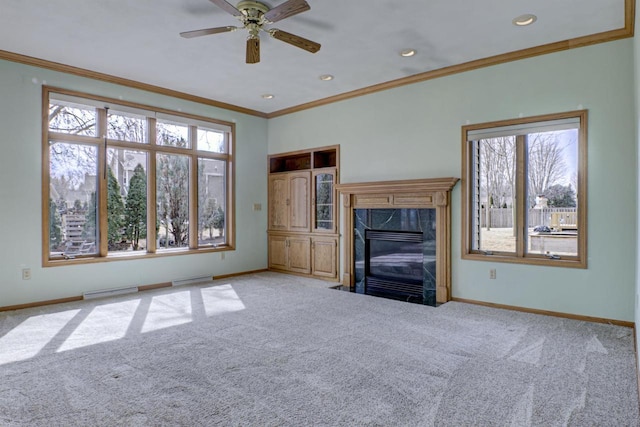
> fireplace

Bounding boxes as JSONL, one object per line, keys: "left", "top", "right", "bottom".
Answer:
{"left": 365, "top": 229, "right": 425, "bottom": 303}
{"left": 336, "top": 178, "right": 458, "bottom": 305}
{"left": 355, "top": 209, "right": 436, "bottom": 305}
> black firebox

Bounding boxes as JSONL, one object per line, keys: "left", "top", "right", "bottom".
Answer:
{"left": 364, "top": 229, "right": 424, "bottom": 304}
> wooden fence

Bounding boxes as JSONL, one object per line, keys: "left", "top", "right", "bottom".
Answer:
{"left": 480, "top": 207, "right": 577, "bottom": 228}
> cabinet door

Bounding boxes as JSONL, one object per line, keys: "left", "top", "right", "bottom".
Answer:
{"left": 288, "top": 236, "right": 311, "bottom": 274}
{"left": 312, "top": 169, "right": 336, "bottom": 233}
{"left": 268, "top": 235, "right": 288, "bottom": 270}
{"left": 289, "top": 172, "right": 311, "bottom": 232}
{"left": 269, "top": 175, "right": 289, "bottom": 230}
{"left": 312, "top": 237, "right": 337, "bottom": 278}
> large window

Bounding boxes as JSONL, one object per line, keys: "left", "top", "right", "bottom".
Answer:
{"left": 43, "top": 88, "right": 234, "bottom": 265}
{"left": 461, "top": 111, "right": 587, "bottom": 268}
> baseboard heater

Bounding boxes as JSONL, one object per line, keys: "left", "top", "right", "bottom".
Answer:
{"left": 82, "top": 275, "right": 214, "bottom": 300}
{"left": 83, "top": 286, "right": 139, "bottom": 300}
{"left": 171, "top": 275, "right": 215, "bottom": 287}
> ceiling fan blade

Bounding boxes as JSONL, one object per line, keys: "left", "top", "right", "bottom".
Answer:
{"left": 263, "top": 0, "right": 310, "bottom": 23}
{"left": 208, "top": 0, "right": 243, "bottom": 17}
{"left": 246, "top": 37, "right": 260, "bottom": 64}
{"left": 180, "top": 26, "right": 237, "bottom": 39}
{"left": 270, "top": 29, "right": 320, "bottom": 53}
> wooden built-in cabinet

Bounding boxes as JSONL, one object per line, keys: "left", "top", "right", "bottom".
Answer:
{"left": 311, "top": 237, "right": 337, "bottom": 278}
{"left": 268, "top": 146, "right": 339, "bottom": 281}
{"left": 268, "top": 172, "right": 311, "bottom": 232}
{"left": 268, "top": 235, "right": 311, "bottom": 274}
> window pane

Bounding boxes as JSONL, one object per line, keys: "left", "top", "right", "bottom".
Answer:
{"left": 49, "top": 142, "right": 98, "bottom": 257}
{"left": 157, "top": 121, "right": 190, "bottom": 148}
{"left": 526, "top": 130, "right": 578, "bottom": 257}
{"left": 49, "top": 101, "right": 96, "bottom": 136}
{"left": 198, "top": 158, "right": 226, "bottom": 246}
{"left": 107, "top": 149, "right": 148, "bottom": 253}
{"left": 197, "top": 128, "right": 227, "bottom": 153}
{"left": 472, "top": 136, "right": 516, "bottom": 253}
{"left": 108, "top": 111, "right": 147, "bottom": 143}
{"left": 157, "top": 153, "right": 190, "bottom": 249}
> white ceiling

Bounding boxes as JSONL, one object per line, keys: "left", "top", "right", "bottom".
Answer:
{"left": 0, "top": 0, "right": 627, "bottom": 115}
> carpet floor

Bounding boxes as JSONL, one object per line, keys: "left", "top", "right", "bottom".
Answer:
{"left": 0, "top": 272, "right": 638, "bottom": 426}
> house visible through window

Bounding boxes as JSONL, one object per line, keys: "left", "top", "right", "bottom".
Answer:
{"left": 461, "top": 111, "right": 587, "bottom": 268}
{"left": 44, "top": 88, "right": 234, "bottom": 265}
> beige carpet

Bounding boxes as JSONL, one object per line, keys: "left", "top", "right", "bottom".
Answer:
{"left": 0, "top": 272, "right": 638, "bottom": 426}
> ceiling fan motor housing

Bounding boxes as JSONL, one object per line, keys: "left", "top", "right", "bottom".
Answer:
{"left": 237, "top": 1, "right": 269, "bottom": 39}
{"left": 181, "top": 0, "right": 319, "bottom": 64}
{"left": 237, "top": 1, "right": 269, "bottom": 20}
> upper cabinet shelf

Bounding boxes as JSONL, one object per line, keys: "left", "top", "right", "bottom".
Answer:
{"left": 313, "top": 149, "right": 337, "bottom": 169}
{"left": 269, "top": 145, "right": 338, "bottom": 173}
{"left": 269, "top": 153, "right": 311, "bottom": 173}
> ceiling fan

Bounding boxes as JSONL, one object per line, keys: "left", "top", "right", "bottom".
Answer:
{"left": 180, "top": 0, "right": 321, "bottom": 64}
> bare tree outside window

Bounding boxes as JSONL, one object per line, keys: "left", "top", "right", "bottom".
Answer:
{"left": 44, "top": 89, "right": 234, "bottom": 265}
{"left": 463, "top": 112, "right": 586, "bottom": 267}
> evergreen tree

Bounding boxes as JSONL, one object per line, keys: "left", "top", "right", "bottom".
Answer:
{"left": 49, "top": 198, "right": 63, "bottom": 250}
{"left": 124, "top": 164, "right": 147, "bottom": 250}
{"left": 544, "top": 184, "right": 576, "bottom": 208}
{"left": 212, "top": 206, "right": 225, "bottom": 238}
{"left": 83, "top": 192, "right": 97, "bottom": 240}
{"left": 107, "top": 167, "right": 125, "bottom": 247}
{"left": 57, "top": 198, "right": 68, "bottom": 215}
{"left": 157, "top": 150, "right": 189, "bottom": 247}
{"left": 200, "top": 198, "right": 218, "bottom": 239}
{"left": 73, "top": 199, "right": 83, "bottom": 213}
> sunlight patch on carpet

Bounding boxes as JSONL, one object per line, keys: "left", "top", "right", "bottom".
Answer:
{"left": 201, "top": 284, "right": 245, "bottom": 317}
{"left": 58, "top": 300, "right": 139, "bottom": 352}
{"left": 0, "top": 309, "right": 79, "bottom": 364}
{"left": 142, "top": 291, "right": 192, "bottom": 333}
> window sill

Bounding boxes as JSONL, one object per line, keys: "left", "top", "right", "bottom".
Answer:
{"left": 44, "top": 245, "right": 234, "bottom": 268}
{"left": 462, "top": 252, "right": 586, "bottom": 269}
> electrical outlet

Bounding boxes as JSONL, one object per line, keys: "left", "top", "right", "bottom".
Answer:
{"left": 489, "top": 269, "right": 496, "bottom": 280}
{"left": 22, "top": 268, "right": 31, "bottom": 280}
{"left": 253, "top": 203, "right": 262, "bottom": 211}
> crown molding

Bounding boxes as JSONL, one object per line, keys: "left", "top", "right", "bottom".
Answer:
{"left": 0, "top": 0, "right": 634, "bottom": 120}
{"left": 0, "top": 49, "right": 268, "bottom": 119}
{"left": 267, "top": 0, "right": 635, "bottom": 118}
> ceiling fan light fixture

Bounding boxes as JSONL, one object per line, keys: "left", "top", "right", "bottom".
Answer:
{"left": 513, "top": 14, "right": 537, "bottom": 26}
{"left": 400, "top": 49, "right": 416, "bottom": 57}
{"left": 183, "top": 0, "right": 320, "bottom": 64}
{"left": 319, "top": 74, "right": 334, "bottom": 81}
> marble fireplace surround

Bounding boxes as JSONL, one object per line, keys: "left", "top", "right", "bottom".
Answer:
{"left": 336, "top": 178, "right": 459, "bottom": 304}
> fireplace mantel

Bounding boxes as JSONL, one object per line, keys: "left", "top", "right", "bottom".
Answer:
{"left": 336, "top": 177, "right": 459, "bottom": 303}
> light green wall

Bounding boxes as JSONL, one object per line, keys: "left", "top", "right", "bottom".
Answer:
{"left": 269, "top": 40, "right": 637, "bottom": 322}
{"left": 2, "top": 40, "right": 637, "bottom": 321}
{"left": 0, "top": 59, "right": 268, "bottom": 307}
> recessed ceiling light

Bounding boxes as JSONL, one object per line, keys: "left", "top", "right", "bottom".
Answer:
{"left": 513, "top": 14, "right": 537, "bottom": 26}
{"left": 261, "top": 94, "right": 275, "bottom": 99}
{"left": 319, "top": 74, "right": 334, "bottom": 81}
{"left": 400, "top": 49, "right": 416, "bottom": 57}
